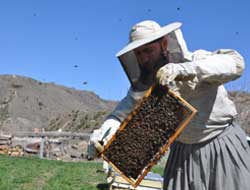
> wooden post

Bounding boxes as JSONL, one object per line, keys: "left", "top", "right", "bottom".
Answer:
{"left": 40, "top": 128, "right": 45, "bottom": 159}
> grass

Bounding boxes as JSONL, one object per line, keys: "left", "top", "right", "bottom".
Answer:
{"left": 0, "top": 155, "right": 164, "bottom": 190}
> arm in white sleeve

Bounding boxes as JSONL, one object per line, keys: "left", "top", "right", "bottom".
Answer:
{"left": 110, "top": 87, "right": 146, "bottom": 121}
{"left": 178, "top": 49, "right": 245, "bottom": 85}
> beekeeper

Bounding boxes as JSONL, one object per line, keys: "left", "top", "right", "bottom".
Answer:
{"left": 87, "top": 20, "right": 250, "bottom": 189}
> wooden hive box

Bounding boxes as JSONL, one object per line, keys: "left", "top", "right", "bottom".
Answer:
{"left": 101, "top": 84, "right": 197, "bottom": 188}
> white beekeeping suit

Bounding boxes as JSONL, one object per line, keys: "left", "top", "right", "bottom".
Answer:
{"left": 88, "top": 19, "right": 245, "bottom": 155}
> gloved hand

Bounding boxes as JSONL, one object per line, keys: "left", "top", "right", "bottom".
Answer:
{"left": 156, "top": 63, "right": 195, "bottom": 86}
{"left": 156, "top": 63, "right": 179, "bottom": 86}
{"left": 87, "top": 141, "right": 104, "bottom": 160}
{"left": 87, "top": 118, "right": 121, "bottom": 160}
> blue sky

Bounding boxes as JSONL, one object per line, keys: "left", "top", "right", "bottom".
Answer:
{"left": 0, "top": 0, "right": 249, "bottom": 100}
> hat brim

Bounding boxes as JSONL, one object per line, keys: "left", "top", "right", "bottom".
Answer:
{"left": 116, "top": 22, "right": 182, "bottom": 57}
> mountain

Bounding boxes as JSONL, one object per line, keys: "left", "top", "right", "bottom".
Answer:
{"left": 0, "top": 75, "right": 249, "bottom": 136}
{"left": 0, "top": 75, "right": 117, "bottom": 133}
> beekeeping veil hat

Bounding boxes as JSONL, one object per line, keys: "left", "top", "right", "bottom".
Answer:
{"left": 116, "top": 20, "right": 191, "bottom": 91}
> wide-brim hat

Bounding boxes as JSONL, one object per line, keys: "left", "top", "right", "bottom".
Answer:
{"left": 116, "top": 21, "right": 182, "bottom": 57}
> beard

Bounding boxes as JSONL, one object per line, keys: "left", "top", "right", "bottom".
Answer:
{"left": 134, "top": 54, "right": 168, "bottom": 91}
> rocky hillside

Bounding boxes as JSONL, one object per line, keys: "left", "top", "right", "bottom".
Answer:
{"left": 229, "top": 91, "right": 250, "bottom": 135}
{"left": 0, "top": 75, "right": 117, "bottom": 133}
{"left": 0, "top": 75, "right": 249, "bottom": 135}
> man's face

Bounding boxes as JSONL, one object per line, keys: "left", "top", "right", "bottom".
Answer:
{"left": 134, "top": 41, "right": 162, "bottom": 72}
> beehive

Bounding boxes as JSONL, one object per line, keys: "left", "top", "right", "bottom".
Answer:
{"left": 102, "top": 84, "right": 197, "bottom": 188}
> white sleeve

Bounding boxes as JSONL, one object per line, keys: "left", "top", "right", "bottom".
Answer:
{"left": 178, "top": 49, "right": 245, "bottom": 85}
{"left": 110, "top": 87, "right": 146, "bottom": 121}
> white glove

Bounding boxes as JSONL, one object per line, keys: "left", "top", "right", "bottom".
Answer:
{"left": 156, "top": 63, "right": 195, "bottom": 86}
{"left": 87, "top": 118, "right": 121, "bottom": 160}
{"left": 156, "top": 63, "right": 178, "bottom": 86}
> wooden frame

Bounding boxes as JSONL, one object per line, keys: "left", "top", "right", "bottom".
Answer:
{"left": 101, "top": 84, "right": 197, "bottom": 188}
